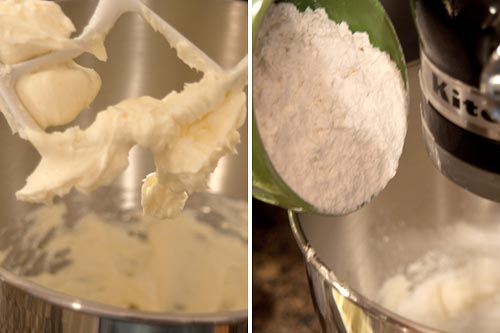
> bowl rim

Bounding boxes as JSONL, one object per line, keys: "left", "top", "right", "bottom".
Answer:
{"left": 288, "top": 211, "right": 446, "bottom": 333}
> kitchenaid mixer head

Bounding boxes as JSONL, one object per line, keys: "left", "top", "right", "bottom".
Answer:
{"left": 414, "top": 0, "right": 500, "bottom": 202}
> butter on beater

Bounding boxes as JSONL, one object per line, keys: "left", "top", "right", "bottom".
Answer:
{"left": 0, "top": 0, "right": 77, "bottom": 65}
{"left": 1, "top": 0, "right": 247, "bottom": 219}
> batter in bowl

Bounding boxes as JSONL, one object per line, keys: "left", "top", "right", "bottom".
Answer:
{"left": 0, "top": 193, "right": 247, "bottom": 313}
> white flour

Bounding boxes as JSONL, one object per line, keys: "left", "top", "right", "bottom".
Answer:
{"left": 253, "top": 4, "right": 407, "bottom": 214}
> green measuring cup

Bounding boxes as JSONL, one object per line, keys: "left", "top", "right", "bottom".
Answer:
{"left": 252, "top": 0, "right": 408, "bottom": 214}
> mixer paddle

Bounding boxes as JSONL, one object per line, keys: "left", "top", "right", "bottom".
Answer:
{"left": 0, "top": 0, "right": 235, "bottom": 139}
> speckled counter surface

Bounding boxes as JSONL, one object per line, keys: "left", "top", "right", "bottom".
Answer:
{"left": 253, "top": 199, "right": 321, "bottom": 333}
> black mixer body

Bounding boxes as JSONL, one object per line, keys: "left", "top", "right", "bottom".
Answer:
{"left": 414, "top": 0, "right": 500, "bottom": 201}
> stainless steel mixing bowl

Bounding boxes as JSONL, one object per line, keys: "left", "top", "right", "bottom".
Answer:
{"left": 0, "top": 1, "right": 248, "bottom": 332}
{"left": 290, "top": 62, "right": 500, "bottom": 333}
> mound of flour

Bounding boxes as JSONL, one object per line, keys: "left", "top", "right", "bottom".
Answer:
{"left": 378, "top": 221, "right": 500, "bottom": 332}
{"left": 253, "top": 4, "right": 407, "bottom": 214}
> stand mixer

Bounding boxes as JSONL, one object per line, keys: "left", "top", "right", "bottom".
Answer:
{"left": 415, "top": 0, "right": 500, "bottom": 202}
{"left": 282, "top": 1, "right": 500, "bottom": 333}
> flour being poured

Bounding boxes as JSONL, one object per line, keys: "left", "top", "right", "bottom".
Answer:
{"left": 253, "top": 4, "right": 407, "bottom": 214}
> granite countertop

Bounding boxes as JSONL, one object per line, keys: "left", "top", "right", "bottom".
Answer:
{"left": 253, "top": 199, "right": 321, "bottom": 333}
